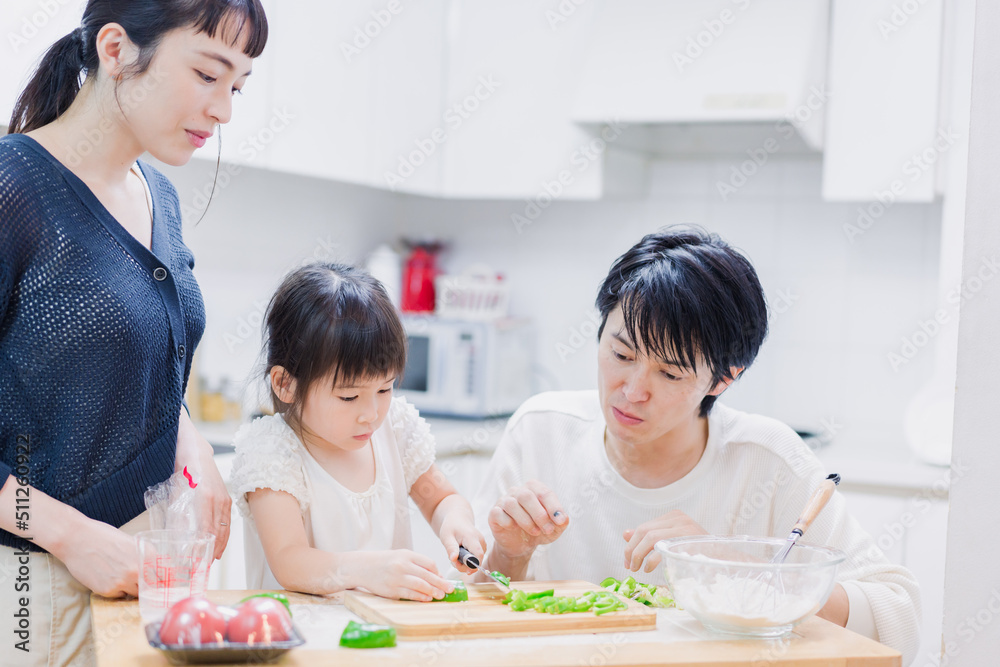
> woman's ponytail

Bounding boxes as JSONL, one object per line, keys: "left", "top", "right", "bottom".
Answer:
{"left": 8, "top": 28, "right": 89, "bottom": 134}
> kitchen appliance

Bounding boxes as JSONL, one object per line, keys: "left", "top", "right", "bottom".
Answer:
{"left": 397, "top": 315, "right": 534, "bottom": 418}
{"left": 401, "top": 242, "right": 443, "bottom": 313}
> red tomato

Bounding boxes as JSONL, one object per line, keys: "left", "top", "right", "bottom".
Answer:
{"left": 226, "top": 597, "right": 293, "bottom": 645}
{"left": 158, "top": 597, "right": 228, "bottom": 647}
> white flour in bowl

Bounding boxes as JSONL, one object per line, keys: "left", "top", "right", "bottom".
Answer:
{"left": 673, "top": 571, "right": 819, "bottom": 628}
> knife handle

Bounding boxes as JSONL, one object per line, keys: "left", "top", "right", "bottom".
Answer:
{"left": 457, "top": 545, "right": 480, "bottom": 570}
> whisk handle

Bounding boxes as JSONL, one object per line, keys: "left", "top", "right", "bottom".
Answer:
{"left": 791, "top": 474, "right": 840, "bottom": 537}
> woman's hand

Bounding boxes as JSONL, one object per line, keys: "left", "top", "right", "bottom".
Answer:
{"left": 176, "top": 409, "right": 231, "bottom": 560}
{"left": 623, "top": 510, "right": 708, "bottom": 573}
{"left": 0, "top": 476, "right": 140, "bottom": 597}
{"left": 438, "top": 510, "right": 487, "bottom": 575}
{"left": 358, "top": 550, "right": 455, "bottom": 602}
{"left": 488, "top": 480, "right": 569, "bottom": 560}
{"left": 58, "top": 519, "right": 140, "bottom": 597}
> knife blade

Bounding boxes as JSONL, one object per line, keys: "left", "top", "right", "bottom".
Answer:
{"left": 457, "top": 545, "right": 510, "bottom": 592}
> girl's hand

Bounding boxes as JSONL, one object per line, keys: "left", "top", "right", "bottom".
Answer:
{"left": 361, "top": 550, "right": 455, "bottom": 602}
{"left": 622, "top": 510, "right": 708, "bottom": 573}
{"left": 176, "top": 409, "right": 232, "bottom": 560}
{"left": 439, "top": 514, "right": 487, "bottom": 575}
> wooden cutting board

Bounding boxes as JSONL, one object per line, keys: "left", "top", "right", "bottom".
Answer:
{"left": 343, "top": 579, "right": 657, "bottom": 640}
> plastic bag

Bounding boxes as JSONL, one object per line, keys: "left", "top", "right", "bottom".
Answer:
{"left": 145, "top": 466, "right": 202, "bottom": 531}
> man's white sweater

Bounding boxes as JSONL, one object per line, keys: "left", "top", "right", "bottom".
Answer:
{"left": 473, "top": 391, "right": 920, "bottom": 664}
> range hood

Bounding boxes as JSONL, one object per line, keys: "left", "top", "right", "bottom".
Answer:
{"left": 572, "top": 0, "right": 830, "bottom": 155}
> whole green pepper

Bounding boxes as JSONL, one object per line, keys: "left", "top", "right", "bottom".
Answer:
{"left": 339, "top": 620, "right": 397, "bottom": 648}
{"left": 239, "top": 592, "right": 292, "bottom": 617}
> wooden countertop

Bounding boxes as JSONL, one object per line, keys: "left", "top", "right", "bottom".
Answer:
{"left": 91, "top": 589, "right": 901, "bottom": 666}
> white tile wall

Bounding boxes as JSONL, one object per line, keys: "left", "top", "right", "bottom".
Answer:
{"left": 152, "top": 153, "right": 942, "bottom": 454}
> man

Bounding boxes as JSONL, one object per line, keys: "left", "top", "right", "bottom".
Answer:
{"left": 473, "top": 228, "right": 919, "bottom": 663}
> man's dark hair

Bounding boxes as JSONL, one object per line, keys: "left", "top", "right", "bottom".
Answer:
{"left": 596, "top": 227, "right": 769, "bottom": 417}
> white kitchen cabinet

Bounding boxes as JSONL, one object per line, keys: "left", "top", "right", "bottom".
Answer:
{"left": 822, "top": 0, "right": 945, "bottom": 202}
{"left": 839, "top": 487, "right": 948, "bottom": 661}
{"left": 264, "top": 1, "right": 378, "bottom": 185}
{"left": 437, "top": 1, "right": 646, "bottom": 200}
{"left": 367, "top": 0, "right": 450, "bottom": 196}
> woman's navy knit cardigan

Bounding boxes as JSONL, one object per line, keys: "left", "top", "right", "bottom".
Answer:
{"left": 0, "top": 134, "right": 205, "bottom": 552}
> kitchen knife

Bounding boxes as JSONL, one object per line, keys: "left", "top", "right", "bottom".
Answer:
{"left": 457, "top": 545, "right": 510, "bottom": 592}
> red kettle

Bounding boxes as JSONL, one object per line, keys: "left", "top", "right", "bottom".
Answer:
{"left": 401, "top": 244, "right": 440, "bottom": 312}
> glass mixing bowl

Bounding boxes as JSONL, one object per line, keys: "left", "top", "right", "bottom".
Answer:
{"left": 655, "top": 535, "right": 845, "bottom": 638}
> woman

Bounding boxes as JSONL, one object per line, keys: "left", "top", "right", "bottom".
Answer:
{"left": 0, "top": 1, "right": 267, "bottom": 664}
{"left": 474, "top": 228, "right": 921, "bottom": 664}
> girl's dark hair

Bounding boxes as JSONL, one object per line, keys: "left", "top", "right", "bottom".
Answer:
{"left": 596, "top": 226, "right": 769, "bottom": 417}
{"left": 264, "top": 263, "right": 407, "bottom": 423}
{"left": 8, "top": 0, "right": 268, "bottom": 134}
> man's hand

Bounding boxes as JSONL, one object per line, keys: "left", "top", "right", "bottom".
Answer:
{"left": 623, "top": 510, "right": 708, "bottom": 573}
{"left": 488, "top": 480, "right": 569, "bottom": 561}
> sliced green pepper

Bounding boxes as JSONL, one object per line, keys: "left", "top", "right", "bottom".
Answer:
{"left": 524, "top": 589, "right": 555, "bottom": 600}
{"left": 509, "top": 598, "right": 533, "bottom": 612}
{"left": 490, "top": 571, "right": 511, "bottom": 586}
{"left": 435, "top": 581, "right": 468, "bottom": 602}
{"left": 239, "top": 592, "right": 292, "bottom": 617}
{"left": 599, "top": 576, "right": 618, "bottom": 589}
{"left": 339, "top": 620, "right": 397, "bottom": 648}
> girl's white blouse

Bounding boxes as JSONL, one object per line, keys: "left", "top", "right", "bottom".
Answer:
{"left": 228, "top": 397, "right": 436, "bottom": 589}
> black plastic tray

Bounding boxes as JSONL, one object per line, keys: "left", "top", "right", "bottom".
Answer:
{"left": 144, "top": 622, "right": 305, "bottom": 665}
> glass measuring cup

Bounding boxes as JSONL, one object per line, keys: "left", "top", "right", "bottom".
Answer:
{"left": 136, "top": 530, "right": 215, "bottom": 623}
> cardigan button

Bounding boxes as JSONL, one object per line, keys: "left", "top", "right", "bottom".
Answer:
{"left": 177, "top": 344, "right": 186, "bottom": 359}
{"left": 153, "top": 267, "right": 168, "bottom": 281}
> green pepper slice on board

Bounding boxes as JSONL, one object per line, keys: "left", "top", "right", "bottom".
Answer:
{"left": 524, "top": 589, "right": 555, "bottom": 600}
{"left": 436, "top": 581, "right": 469, "bottom": 602}
{"left": 339, "top": 620, "right": 397, "bottom": 648}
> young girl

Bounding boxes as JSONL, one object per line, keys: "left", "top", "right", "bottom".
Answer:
{"left": 229, "top": 263, "right": 487, "bottom": 601}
